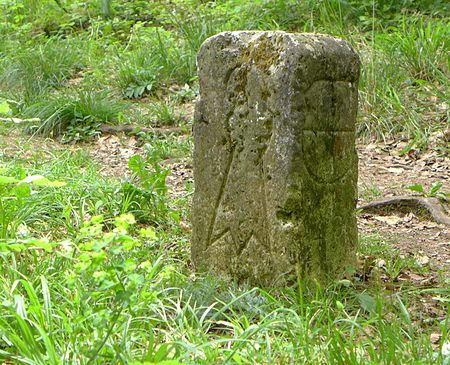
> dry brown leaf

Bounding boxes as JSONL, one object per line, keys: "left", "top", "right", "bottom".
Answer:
{"left": 373, "top": 215, "right": 403, "bottom": 225}
{"left": 415, "top": 254, "right": 430, "bottom": 266}
{"left": 430, "top": 333, "right": 441, "bottom": 344}
{"left": 386, "top": 167, "right": 404, "bottom": 174}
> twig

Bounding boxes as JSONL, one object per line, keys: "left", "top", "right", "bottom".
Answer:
{"left": 99, "top": 124, "right": 187, "bottom": 136}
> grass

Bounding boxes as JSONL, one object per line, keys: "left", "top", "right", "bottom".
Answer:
{"left": 0, "top": 37, "right": 83, "bottom": 104}
{"left": 360, "top": 182, "right": 382, "bottom": 202}
{"left": 115, "top": 25, "right": 201, "bottom": 99}
{"left": 388, "top": 18, "right": 449, "bottom": 82}
{"left": 0, "top": 1, "right": 447, "bottom": 144}
{"left": 0, "top": 215, "right": 448, "bottom": 363}
{"left": 23, "top": 90, "right": 124, "bottom": 139}
{"left": 0, "top": 0, "right": 449, "bottom": 363}
{"left": 0, "top": 140, "right": 448, "bottom": 362}
{"left": 150, "top": 100, "right": 182, "bottom": 126}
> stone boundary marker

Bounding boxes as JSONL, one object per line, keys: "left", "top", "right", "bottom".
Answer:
{"left": 192, "top": 31, "right": 360, "bottom": 286}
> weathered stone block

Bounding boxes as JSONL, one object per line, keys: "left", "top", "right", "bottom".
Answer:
{"left": 192, "top": 31, "right": 360, "bottom": 286}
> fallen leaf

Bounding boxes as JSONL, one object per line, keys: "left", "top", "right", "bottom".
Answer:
{"left": 386, "top": 167, "right": 404, "bottom": 174}
{"left": 415, "top": 255, "right": 430, "bottom": 266}
{"left": 430, "top": 333, "right": 440, "bottom": 344}
{"left": 430, "top": 232, "right": 441, "bottom": 240}
{"left": 375, "top": 259, "right": 386, "bottom": 268}
{"left": 373, "top": 215, "right": 403, "bottom": 225}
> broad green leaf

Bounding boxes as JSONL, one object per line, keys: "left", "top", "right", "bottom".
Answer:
{"left": 93, "top": 270, "right": 108, "bottom": 281}
{"left": 139, "top": 260, "right": 153, "bottom": 271}
{"left": 336, "top": 300, "right": 345, "bottom": 310}
{"left": 43, "top": 179, "right": 67, "bottom": 187}
{"left": 6, "top": 243, "right": 26, "bottom": 252}
{"left": 140, "top": 227, "right": 157, "bottom": 240}
{"left": 32, "top": 239, "right": 54, "bottom": 253}
{"left": 336, "top": 279, "right": 352, "bottom": 287}
{"left": 128, "top": 155, "right": 145, "bottom": 172}
{"left": 0, "top": 100, "right": 11, "bottom": 116}
{"left": 114, "top": 213, "right": 136, "bottom": 228}
{"left": 136, "top": 85, "right": 145, "bottom": 97}
{"left": 357, "top": 292, "right": 376, "bottom": 313}
{"left": 430, "top": 181, "right": 443, "bottom": 196}
{"left": 12, "top": 183, "right": 31, "bottom": 198}
{"left": 406, "top": 184, "right": 424, "bottom": 194}
{"left": 123, "top": 259, "right": 137, "bottom": 272}
{"left": 232, "top": 353, "right": 243, "bottom": 365}
{"left": 0, "top": 176, "right": 18, "bottom": 184}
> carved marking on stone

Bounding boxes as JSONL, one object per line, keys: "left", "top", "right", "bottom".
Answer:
{"left": 206, "top": 146, "right": 235, "bottom": 247}
{"left": 210, "top": 228, "right": 231, "bottom": 248}
{"left": 239, "top": 232, "right": 257, "bottom": 255}
{"left": 302, "top": 130, "right": 355, "bottom": 184}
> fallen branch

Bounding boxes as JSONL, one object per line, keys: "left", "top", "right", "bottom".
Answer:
{"left": 99, "top": 124, "right": 187, "bottom": 136}
{"left": 357, "top": 196, "right": 450, "bottom": 226}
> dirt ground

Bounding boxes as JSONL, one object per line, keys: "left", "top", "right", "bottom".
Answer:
{"left": 1, "top": 126, "right": 449, "bottom": 278}
{"left": 357, "top": 138, "right": 449, "bottom": 273}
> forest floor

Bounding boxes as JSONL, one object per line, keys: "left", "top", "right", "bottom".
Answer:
{"left": 3, "top": 123, "right": 448, "bottom": 276}
{"left": 89, "top": 128, "right": 450, "bottom": 326}
{"left": 357, "top": 136, "right": 449, "bottom": 271}
{"left": 1, "top": 1, "right": 449, "bottom": 361}
{"left": 93, "top": 130, "right": 450, "bottom": 280}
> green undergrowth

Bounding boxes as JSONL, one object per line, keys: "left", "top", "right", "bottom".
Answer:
{"left": 0, "top": 206, "right": 450, "bottom": 364}
{"left": 0, "top": 212, "right": 448, "bottom": 364}
{"left": 0, "top": 139, "right": 448, "bottom": 363}
{"left": 0, "top": 139, "right": 176, "bottom": 239}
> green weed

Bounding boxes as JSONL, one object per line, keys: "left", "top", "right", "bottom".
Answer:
{"left": 116, "top": 26, "right": 196, "bottom": 97}
{"left": 116, "top": 46, "right": 161, "bottom": 99}
{"left": 361, "top": 182, "right": 382, "bottom": 202}
{"left": 406, "top": 181, "right": 450, "bottom": 200}
{"left": 125, "top": 149, "right": 176, "bottom": 225}
{"left": 150, "top": 100, "right": 182, "bottom": 126}
{"left": 0, "top": 214, "right": 180, "bottom": 363}
{"left": 23, "top": 90, "right": 124, "bottom": 139}
{"left": 385, "top": 18, "right": 449, "bottom": 82}
{"left": 0, "top": 202, "right": 448, "bottom": 363}
{"left": 0, "top": 167, "right": 65, "bottom": 239}
{"left": 0, "top": 37, "right": 82, "bottom": 104}
{"left": 0, "top": 2, "right": 449, "bottom": 364}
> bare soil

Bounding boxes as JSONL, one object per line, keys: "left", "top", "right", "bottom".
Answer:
{"left": 357, "top": 139, "right": 449, "bottom": 273}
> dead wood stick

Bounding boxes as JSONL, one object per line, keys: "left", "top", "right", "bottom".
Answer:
{"left": 99, "top": 124, "right": 187, "bottom": 136}
{"left": 357, "top": 196, "right": 450, "bottom": 226}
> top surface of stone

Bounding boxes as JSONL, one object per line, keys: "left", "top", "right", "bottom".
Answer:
{"left": 199, "top": 31, "right": 360, "bottom": 79}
